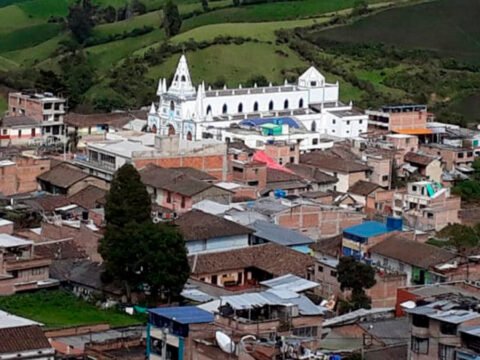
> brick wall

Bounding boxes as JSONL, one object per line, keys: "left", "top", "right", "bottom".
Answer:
{"left": 0, "top": 156, "right": 50, "bottom": 196}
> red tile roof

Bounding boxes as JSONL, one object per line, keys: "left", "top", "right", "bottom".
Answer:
{"left": 0, "top": 325, "right": 52, "bottom": 354}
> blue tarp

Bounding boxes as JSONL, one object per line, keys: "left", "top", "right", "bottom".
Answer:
{"left": 148, "top": 306, "right": 214, "bottom": 324}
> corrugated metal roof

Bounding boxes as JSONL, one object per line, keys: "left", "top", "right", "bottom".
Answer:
{"left": 148, "top": 306, "right": 214, "bottom": 324}
{"left": 429, "top": 310, "right": 480, "bottom": 324}
{"left": 260, "top": 274, "right": 319, "bottom": 293}
{"left": 220, "top": 289, "right": 325, "bottom": 316}
{"left": 181, "top": 288, "right": 216, "bottom": 303}
{"left": 251, "top": 220, "right": 314, "bottom": 246}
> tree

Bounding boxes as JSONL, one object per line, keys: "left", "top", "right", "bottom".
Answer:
{"left": 67, "top": 0, "right": 95, "bottom": 43}
{"left": 246, "top": 74, "right": 268, "bottom": 87}
{"left": 101, "top": 5, "right": 117, "bottom": 23}
{"left": 131, "top": 0, "right": 147, "bottom": 15}
{"left": 60, "top": 51, "right": 96, "bottom": 109}
{"left": 337, "top": 257, "right": 376, "bottom": 312}
{"left": 99, "top": 164, "right": 189, "bottom": 302}
{"left": 233, "top": 0, "right": 240, "bottom": 6}
{"left": 201, "top": 0, "right": 209, "bottom": 12}
{"left": 163, "top": 1, "right": 182, "bottom": 37}
{"left": 104, "top": 164, "right": 151, "bottom": 227}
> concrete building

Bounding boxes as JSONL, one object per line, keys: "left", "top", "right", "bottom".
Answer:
{"left": 0, "top": 155, "right": 50, "bottom": 196}
{"left": 420, "top": 143, "right": 476, "bottom": 172}
{"left": 0, "top": 232, "right": 58, "bottom": 295}
{"left": 148, "top": 55, "right": 367, "bottom": 141}
{"left": 367, "top": 104, "right": 429, "bottom": 133}
{"left": 8, "top": 91, "right": 66, "bottom": 139}
{"left": 392, "top": 181, "right": 461, "bottom": 232}
{"left": 0, "top": 116, "right": 42, "bottom": 145}
{"left": 341, "top": 218, "right": 402, "bottom": 258}
{"left": 403, "top": 152, "right": 443, "bottom": 182}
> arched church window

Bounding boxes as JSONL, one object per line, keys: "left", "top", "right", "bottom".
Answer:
{"left": 222, "top": 104, "right": 228, "bottom": 114}
{"left": 311, "top": 121, "right": 316, "bottom": 132}
{"left": 269, "top": 101, "right": 274, "bottom": 111}
{"left": 299, "top": 98, "right": 304, "bottom": 108}
{"left": 181, "top": 75, "right": 186, "bottom": 82}
{"left": 284, "top": 99, "right": 289, "bottom": 109}
{"left": 186, "top": 131, "right": 193, "bottom": 141}
{"left": 170, "top": 101, "right": 175, "bottom": 111}
{"left": 238, "top": 103, "right": 243, "bottom": 113}
{"left": 253, "top": 102, "right": 259, "bottom": 112}
{"left": 206, "top": 105, "right": 212, "bottom": 115}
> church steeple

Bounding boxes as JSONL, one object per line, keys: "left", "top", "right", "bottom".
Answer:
{"left": 168, "top": 55, "right": 196, "bottom": 98}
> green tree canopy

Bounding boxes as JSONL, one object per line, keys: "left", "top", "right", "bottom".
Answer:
{"left": 67, "top": 0, "right": 96, "bottom": 43}
{"left": 104, "top": 163, "right": 151, "bottom": 227}
{"left": 163, "top": 1, "right": 182, "bottom": 37}
{"left": 100, "top": 164, "right": 189, "bottom": 303}
{"left": 337, "top": 256, "right": 376, "bottom": 312}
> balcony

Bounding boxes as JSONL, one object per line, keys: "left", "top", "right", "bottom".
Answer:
{"left": 5, "top": 257, "right": 51, "bottom": 271}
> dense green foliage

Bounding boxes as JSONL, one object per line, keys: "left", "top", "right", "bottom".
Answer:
{"left": 0, "top": 290, "right": 141, "bottom": 328}
{"left": 67, "top": 0, "right": 96, "bottom": 43}
{"left": 337, "top": 256, "right": 376, "bottom": 313}
{"left": 99, "top": 164, "right": 189, "bottom": 303}
{"left": 163, "top": 0, "right": 182, "bottom": 37}
{"left": 452, "top": 158, "right": 480, "bottom": 201}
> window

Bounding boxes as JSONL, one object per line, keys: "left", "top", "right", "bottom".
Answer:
{"left": 284, "top": 99, "right": 289, "bottom": 109}
{"left": 458, "top": 152, "right": 465, "bottom": 158}
{"left": 181, "top": 196, "right": 186, "bottom": 208}
{"left": 279, "top": 158, "right": 283, "bottom": 165}
{"left": 18, "top": 130, "right": 22, "bottom": 138}
{"left": 330, "top": 270, "right": 337, "bottom": 277}
{"left": 318, "top": 265, "right": 323, "bottom": 272}
{"left": 412, "top": 185, "right": 417, "bottom": 192}
{"left": 206, "top": 105, "right": 212, "bottom": 115}
{"left": 438, "top": 344, "right": 455, "bottom": 360}
{"left": 44, "top": 103, "right": 52, "bottom": 110}
{"left": 238, "top": 103, "right": 243, "bottom": 113}
{"left": 411, "top": 336, "right": 429, "bottom": 354}
{"left": 311, "top": 121, "right": 317, "bottom": 132}
{"left": 346, "top": 121, "right": 350, "bottom": 125}
{"left": 269, "top": 101, "right": 274, "bottom": 111}
{"left": 440, "top": 322, "right": 457, "bottom": 335}
{"left": 166, "top": 191, "right": 172, "bottom": 203}
{"left": 310, "top": 81, "right": 317, "bottom": 86}
{"left": 382, "top": 175, "right": 389, "bottom": 181}
{"left": 299, "top": 98, "right": 304, "bottom": 108}
{"left": 312, "top": 138, "right": 319, "bottom": 145}
{"left": 468, "top": 151, "right": 473, "bottom": 157}
{"left": 359, "top": 120, "right": 363, "bottom": 124}
{"left": 222, "top": 104, "right": 228, "bottom": 114}
{"left": 253, "top": 102, "right": 259, "bottom": 112}
{"left": 2, "top": 129, "right": 6, "bottom": 135}
{"left": 427, "top": 212, "right": 434, "bottom": 219}
{"left": 412, "top": 315, "right": 429, "bottom": 328}
{"left": 211, "top": 275, "right": 218, "bottom": 285}
{"left": 181, "top": 75, "right": 186, "bottom": 82}
{"left": 332, "top": 119, "right": 336, "bottom": 125}
{"left": 293, "top": 326, "right": 318, "bottom": 337}
{"left": 290, "top": 157, "right": 295, "bottom": 163}
{"left": 170, "top": 101, "right": 175, "bottom": 111}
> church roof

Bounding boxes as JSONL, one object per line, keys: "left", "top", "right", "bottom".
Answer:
{"left": 167, "top": 55, "right": 196, "bottom": 97}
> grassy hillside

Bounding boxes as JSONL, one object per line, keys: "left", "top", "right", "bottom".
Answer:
{"left": 313, "top": 0, "right": 480, "bottom": 64}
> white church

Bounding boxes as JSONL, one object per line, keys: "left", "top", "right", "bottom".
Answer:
{"left": 148, "top": 55, "right": 367, "bottom": 145}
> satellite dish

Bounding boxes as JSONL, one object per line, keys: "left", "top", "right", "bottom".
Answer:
{"left": 216, "top": 331, "right": 235, "bottom": 354}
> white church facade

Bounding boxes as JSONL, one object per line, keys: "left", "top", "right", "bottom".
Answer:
{"left": 148, "top": 55, "right": 367, "bottom": 145}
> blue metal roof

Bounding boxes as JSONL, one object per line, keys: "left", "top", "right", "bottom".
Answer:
{"left": 343, "top": 221, "right": 392, "bottom": 239}
{"left": 240, "top": 117, "right": 300, "bottom": 129}
{"left": 148, "top": 306, "right": 214, "bottom": 324}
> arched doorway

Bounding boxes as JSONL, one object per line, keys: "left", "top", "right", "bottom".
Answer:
{"left": 186, "top": 131, "right": 193, "bottom": 141}
{"left": 222, "top": 104, "right": 228, "bottom": 114}
{"left": 151, "top": 124, "right": 157, "bottom": 133}
{"left": 206, "top": 105, "right": 212, "bottom": 115}
{"left": 238, "top": 103, "right": 243, "bottom": 113}
{"left": 168, "top": 124, "right": 175, "bottom": 136}
{"left": 253, "top": 102, "right": 259, "bottom": 112}
{"left": 284, "top": 99, "right": 289, "bottom": 109}
{"left": 269, "top": 100, "right": 274, "bottom": 111}
{"left": 299, "top": 98, "right": 304, "bottom": 108}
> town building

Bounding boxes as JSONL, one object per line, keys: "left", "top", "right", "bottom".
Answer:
{"left": 366, "top": 104, "right": 429, "bottom": 133}
{"left": 8, "top": 91, "right": 66, "bottom": 139}
{"left": 0, "top": 155, "right": 50, "bottom": 196}
{"left": 0, "top": 115, "right": 42, "bottom": 145}
{"left": 369, "top": 236, "right": 457, "bottom": 285}
{"left": 0, "top": 310, "right": 55, "bottom": 359}
{"left": 139, "top": 165, "right": 232, "bottom": 215}
{"left": 392, "top": 181, "right": 461, "bottom": 231}
{"left": 420, "top": 143, "right": 476, "bottom": 172}
{"left": 148, "top": 55, "right": 367, "bottom": 141}
{"left": 37, "top": 162, "right": 108, "bottom": 196}
{"left": 341, "top": 218, "right": 403, "bottom": 258}
{"left": 300, "top": 152, "right": 371, "bottom": 192}
{"left": 0, "top": 232, "right": 58, "bottom": 295}
{"left": 174, "top": 209, "right": 253, "bottom": 254}
{"left": 403, "top": 152, "right": 443, "bottom": 182}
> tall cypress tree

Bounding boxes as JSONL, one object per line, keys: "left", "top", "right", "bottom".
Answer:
{"left": 99, "top": 163, "right": 189, "bottom": 303}
{"left": 163, "top": 1, "right": 182, "bottom": 37}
